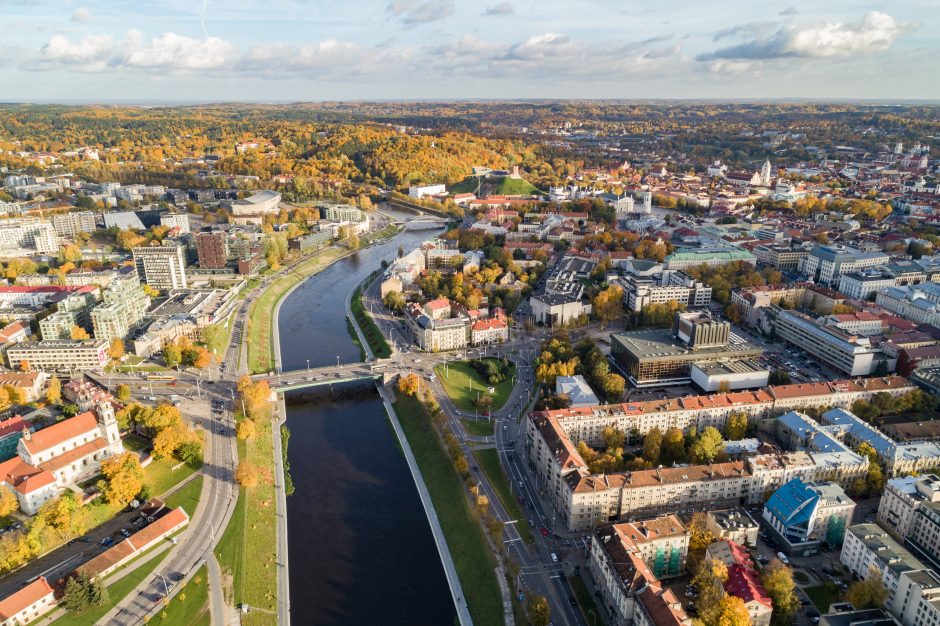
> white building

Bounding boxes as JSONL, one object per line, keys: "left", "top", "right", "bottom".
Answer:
{"left": 0, "top": 218, "right": 57, "bottom": 255}
{"left": 878, "top": 474, "right": 940, "bottom": 539}
{"left": 133, "top": 242, "right": 188, "bottom": 290}
{"left": 555, "top": 375, "right": 600, "bottom": 408}
{"left": 51, "top": 211, "right": 96, "bottom": 237}
{"left": 160, "top": 212, "right": 191, "bottom": 233}
{"left": 802, "top": 244, "right": 890, "bottom": 287}
{"left": 0, "top": 577, "right": 56, "bottom": 626}
{"left": 6, "top": 339, "right": 110, "bottom": 371}
{"left": 408, "top": 184, "right": 446, "bottom": 199}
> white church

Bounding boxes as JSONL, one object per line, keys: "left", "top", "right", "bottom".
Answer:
{"left": 0, "top": 402, "right": 124, "bottom": 514}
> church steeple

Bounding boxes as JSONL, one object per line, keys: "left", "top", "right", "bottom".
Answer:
{"left": 760, "top": 159, "right": 772, "bottom": 187}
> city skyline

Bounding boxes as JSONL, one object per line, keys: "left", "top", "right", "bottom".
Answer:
{"left": 1, "top": 0, "right": 938, "bottom": 101}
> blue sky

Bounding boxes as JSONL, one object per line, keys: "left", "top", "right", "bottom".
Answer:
{"left": 1, "top": 0, "right": 938, "bottom": 101}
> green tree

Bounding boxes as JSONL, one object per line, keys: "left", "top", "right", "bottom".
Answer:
{"left": 200, "top": 323, "right": 226, "bottom": 356}
{"left": 724, "top": 411, "right": 748, "bottom": 440}
{"left": 62, "top": 573, "right": 106, "bottom": 613}
{"left": 383, "top": 291, "right": 406, "bottom": 313}
{"left": 690, "top": 427, "right": 724, "bottom": 464}
{"left": 642, "top": 427, "right": 663, "bottom": 465}
{"left": 762, "top": 559, "right": 801, "bottom": 626}
{"left": 116, "top": 384, "right": 131, "bottom": 402}
{"left": 769, "top": 370, "right": 791, "bottom": 385}
{"left": 163, "top": 340, "right": 182, "bottom": 368}
{"left": 527, "top": 594, "right": 550, "bottom": 626}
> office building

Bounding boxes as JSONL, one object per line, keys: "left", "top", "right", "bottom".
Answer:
{"left": 877, "top": 283, "right": 940, "bottom": 326}
{"left": 841, "top": 523, "right": 926, "bottom": 586}
{"left": 802, "top": 245, "right": 890, "bottom": 287}
{"left": 319, "top": 203, "right": 364, "bottom": 222}
{"left": 6, "top": 340, "right": 110, "bottom": 371}
{"left": 753, "top": 244, "right": 808, "bottom": 271}
{"left": 133, "top": 241, "right": 188, "bottom": 290}
{"left": 762, "top": 478, "right": 855, "bottom": 555}
{"left": 610, "top": 311, "right": 762, "bottom": 387}
{"left": 159, "top": 212, "right": 190, "bottom": 233}
{"left": 619, "top": 270, "right": 711, "bottom": 313}
{"left": 774, "top": 310, "right": 884, "bottom": 376}
{"left": 195, "top": 232, "right": 229, "bottom": 269}
{"left": 51, "top": 211, "right": 95, "bottom": 237}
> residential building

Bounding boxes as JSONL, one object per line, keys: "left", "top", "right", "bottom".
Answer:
{"left": 0, "top": 371, "right": 48, "bottom": 402}
{"left": 705, "top": 509, "right": 760, "bottom": 546}
{"left": 195, "top": 232, "right": 229, "bottom": 269}
{"left": 664, "top": 246, "right": 757, "bottom": 270}
{"left": 90, "top": 271, "right": 150, "bottom": 341}
{"left": 0, "top": 576, "right": 56, "bottom": 626}
{"left": 606, "top": 516, "right": 689, "bottom": 578}
{"left": 802, "top": 245, "right": 890, "bottom": 287}
{"left": 0, "top": 218, "right": 57, "bottom": 255}
{"left": 0, "top": 403, "right": 121, "bottom": 514}
{"left": 620, "top": 270, "right": 712, "bottom": 313}
{"left": 877, "top": 283, "right": 940, "bottom": 326}
{"left": 470, "top": 318, "right": 508, "bottom": 345}
{"left": 878, "top": 474, "right": 940, "bottom": 539}
{"left": 706, "top": 539, "right": 773, "bottom": 626}
{"left": 762, "top": 479, "right": 855, "bottom": 555}
{"left": 133, "top": 241, "right": 188, "bottom": 290}
{"left": 775, "top": 411, "right": 869, "bottom": 486}
{"left": 51, "top": 211, "right": 95, "bottom": 237}
{"left": 890, "top": 569, "right": 940, "bottom": 626}
{"left": 6, "top": 339, "right": 110, "bottom": 371}
{"left": 753, "top": 244, "right": 808, "bottom": 271}
{"left": 609, "top": 312, "right": 762, "bottom": 387}
{"left": 909, "top": 502, "right": 940, "bottom": 565}
{"left": 159, "top": 212, "right": 190, "bottom": 233}
{"left": 841, "top": 523, "right": 927, "bottom": 595}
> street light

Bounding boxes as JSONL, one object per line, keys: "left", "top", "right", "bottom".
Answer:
{"left": 306, "top": 359, "right": 310, "bottom": 371}
{"left": 336, "top": 355, "right": 340, "bottom": 367}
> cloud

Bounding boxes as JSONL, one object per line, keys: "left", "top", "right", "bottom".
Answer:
{"left": 483, "top": 2, "right": 513, "bottom": 15}
{"left": 642, "top": 33, "right": 674, "bottom": 45}
{"left": 386, "top": 0, "right": 454, "bottom": 25}
{"left": 779, "top": 6, "right": 797, "bottom": 16}
{"left": 70, "top": 7, "right": 90, "bottom": 22}
{"left": 713, "top": 21, "right": 775, "bottom": 42}
{"left": 698, "top": 11, "right": 914, "bottom": 61}
{"left": 30, "top": 30, "right": 236, "bottom": 73}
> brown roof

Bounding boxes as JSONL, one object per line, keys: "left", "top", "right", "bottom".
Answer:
{"left": 0, "top": 371, "right": 41, "bottom": 388}
{"left": 0, "top": 321, "right": 30, "bottom": 344}
{"left": 614, "top": 515, "right": 686, "bottom": 548}
{"left": 38, "top": 438, "right": 107, "bottom": 473}
{"left": 622, "top": 462, "right": 749, "bottom": 489}
{"left": 128, "top": 507, "right": 189, "bottom": 550}
{"left": 532, "top": 415, "right": 587, "bottom": 472}
{"left": 21, "top": 411, "right": 98, "bottom": 456}
{"left": 636, "top": 584, "right": 691, "bottom": 626}
{"left": 77, "top": 539, "right": 136, "bottom": 578}
{"left": 0, "top": 576, "right": 54, "bottom": 620}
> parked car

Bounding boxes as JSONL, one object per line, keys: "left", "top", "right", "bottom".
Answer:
{"left": 550, "top": 553, "right": 558, "bottom": 563}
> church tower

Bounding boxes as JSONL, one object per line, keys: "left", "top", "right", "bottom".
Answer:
{"left": 760, "top": 159, "right": 772, "bottom": 187}
{"left": 96, "top": 401, "right": 124, "bottom": 456}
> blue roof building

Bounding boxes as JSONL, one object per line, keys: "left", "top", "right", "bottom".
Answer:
{"left": 763, "top": 478, "right": 856, "bottom": 556}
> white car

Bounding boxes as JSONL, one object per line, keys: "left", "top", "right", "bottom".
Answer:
{"left": 550, "top": 553, "right": 558, "bottom": 563}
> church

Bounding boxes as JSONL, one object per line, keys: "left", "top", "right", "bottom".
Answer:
{"left": 0, "top": 403, "right": 124, "bottom": 514}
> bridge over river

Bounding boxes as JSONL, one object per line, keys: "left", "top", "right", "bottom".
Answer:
{"left": 253, "top": 359, "right": 396, "bottom": 392}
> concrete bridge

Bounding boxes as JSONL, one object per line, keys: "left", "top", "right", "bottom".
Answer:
{"left": 253, "top": 359, "right": 395, "bottom": 392}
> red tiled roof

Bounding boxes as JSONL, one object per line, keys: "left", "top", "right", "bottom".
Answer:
{"left": 0, "top": 576, "right": 54, "bottom": 621}
{"left": 425, "top": 298, "right": 450, "bottom": 311}
{"left": 0, "top": 415, "right": 26, "bottom": 439}
{"left": 726, "top": 564, "right": 772, "bottom": 609}
{"left": 38, "top": 438, "right": 106, "bottom": 473}
{"left": 0, "top": 321, "right": 30, "bottom": 344}
{"left": 0, "top": 457, "right": 54, "bottom": 495}
{"left": 128, "top": 507, "right": 189, "bottom": 550}
{"left": 21, "top": 411, "right": 98, "bottom": 456}
{"left": 471, "top": 318, "right": 507, "bottom": 331}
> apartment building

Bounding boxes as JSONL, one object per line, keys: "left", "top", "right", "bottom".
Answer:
{"left": 195, "top": 231, "right": 229, "bottom": 269}
{"left": 133, "top": 241, "right": 188, "bottom": 290}
{"left": 706, "top": 539, "right": 773, "bottom": 626}
{"left": 890, "top": 569, "right": 940, "bottom": 626}
{"left": 50, "top": 211, "right": 95, "bottom": 237}
{"left": 607, "top": 516, "right": 689, "bottom": 578}
{"left": 0, "top": 218, "right": 57, "bottom": 255}
{"left": 802, "top": 244, "right": 890, "bottom": 287}
{"left": 841, "top": 523, "right": 926, "bottom": 590}
{"left": 0, "top": 577, "right": 56, "bottom": 625}
{"left": 878, "top": 474, "right": 940, "bottom": 539}
{"left": 705, "top": 509, "right": 760, "bottom": 546}
{"left": 159, "top": 212, "right": 190, "bottom": 233}
{"left": 762, "top": 479, "right": 855, "bottom": 555}
{"left": 90, "top": 272, "right": 150, "bottom": 341}
{"left": 6, "top": 340, "right": 110, "bottom": 371}
{"left": 877, "top": 283, "right": 940, "bottom": 326}
{"left": 730, "top": 284, "right": 808, "bottom": 327}
{"left": 909, "top": 502, "right": 940, "bottom": 565}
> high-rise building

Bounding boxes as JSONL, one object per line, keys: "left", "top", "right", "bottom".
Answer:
{"left": 90, "top": 271, "right": 150, "bottom": 341}
{"left": 0, "top": 218, "right": 58, "bottom": 255}
{"left": 195, "top": 232, "right": 229, "bottom": 269}
{"left": 133, "top": 241, "right": 188, "bottom": 290}
{"left": 51, "top": 211, "right": 96, "bottom": 237}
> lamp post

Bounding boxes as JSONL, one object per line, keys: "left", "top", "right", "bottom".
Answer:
{"left": 306, "top": 359, "right": 310, "bottom": 371}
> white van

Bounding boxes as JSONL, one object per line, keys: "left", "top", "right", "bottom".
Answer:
{"left": 777, "top": 551, "right": 789, "bottom": 565}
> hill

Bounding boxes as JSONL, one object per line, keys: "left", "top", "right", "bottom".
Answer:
{"left": 449, "top": 174, "right": 542, "bottom": 197}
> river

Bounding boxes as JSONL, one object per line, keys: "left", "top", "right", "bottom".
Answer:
{"left": 278, "top": 211, "right": 457, "bottom": 625}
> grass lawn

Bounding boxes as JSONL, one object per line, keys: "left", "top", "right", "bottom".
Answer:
{"left": 214, "top": 417, "right": 277, "bottom": 625}
{"left": 247, "top": 247, "right": 347, "bottom": 373}
{"left": 361, "top": 223, "right": 402, "bottom": 246}
{"left": 461, "top": 418, "right": 494, "bottom": 437}
{"left": 806, "top": 582, "right": 842, "bottom": 613}
{"left": 121, "top": 433, "right": 150, "bottom": 453}
{"left": 570, "top": 574, "right": 605, "bottom": 626}
{"left": 48, "top": 550, "right": 165, "bottom": 626}
{"left": 150, "top": 564, "right": 210, "bottom": 626}
{"left": 434, "top": 360, "right": 515, "bottom": 413}
{"left": 144, "top": 457, "right": 202, "bottom": 499}
{"left": 351, "top": 281, "right": 391, "bottom": 358}
{"left": 473, "top": 449, "right": 532, "bottom": 544}
{"left": 393, "top": 393, "right": 504, "bottom": 626}
{"left": 164, "top": 475, "right": 204, "bottom": 516}
{"left": 117, "top": 364, "right": 168, "bottom": 373}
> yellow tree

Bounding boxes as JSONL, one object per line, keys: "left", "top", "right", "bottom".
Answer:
{"left": 108, "top": 338, "right": 125, "bottom": 360}
{"left": 46, "top": 376, "right": 61, "bottom": 404}
{"left": 70, "top": 325, "right": 90, "bottom": 340}
{"left": 153, "top": 425, "right": 188, "bottom": 459}
{"left": 714, "top": 595, "right": 751, "bottom": 626}
{"left": 99, "top": 453, "right": 144, "bottom": 506}
{"left": 236, "top": 419, "right": 257, "bottom": 440}
{"left": 761, "top": 559, "right": 800, "bottom": 623}
{"left": 235, "top": 461, "right": 259, "bottom": 487}
{"left": 396, "top": 373, "right": 422, "bottom": 397}
{"left": 0, "top": 487, "right": 17, "bottom": 517}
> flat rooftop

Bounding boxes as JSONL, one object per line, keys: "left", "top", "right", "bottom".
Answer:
{"left": 611, "top": 328, "right": 761, "bottom": 361}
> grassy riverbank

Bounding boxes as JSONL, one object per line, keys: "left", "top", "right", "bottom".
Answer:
{"left": 393, "top": 393, "right": 504, "bottom": 625}
{"left": 350, "top": 280, "right": 391, "bottom": 358}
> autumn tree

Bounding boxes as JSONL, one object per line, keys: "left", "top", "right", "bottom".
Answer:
{"left": 70, "top": 325, "right": 90, "bottom": 340}
{"left": 98, "top": 452, "right": 144, "bottom": 506}
{"left": 724, "top": 411, "right": 748, "bottom": 440}
{"left": 661, "top": 427, "right": 686, "bottom": 465}
{"left": 107, "top": 338, "right": 124, "bottom": 360}
{"left": 642, "top": 427, "right": 663, "bottom": 465}
{"left": 0, "top": 487, "right": 17, "bottom": 518}
{"left": 46, "top": 376, "right": 62, "bottom": 404}
{"left": 761, "top": 559, "right": 800, "bottom": 625}
{"left": 237, "top": 418, "right": 257, "bottom": 440}
{"left": 689, "top": 426, "right": 725, "bottom": 464}
{"left": 237, "top": 375, "right": 273, "bottom": 420}
{"left": 38, "top": 492, "right": 81, "bottom": 538}
{"left": 397, "top": 373, "right": 422, "bottom": 397}
{"left": 162, "top": 340, "right": 182, "bottom": 368}
{"left": 712, "top": 595, "right": 751, "bottom": 626}
{"left": 592, "top": 284, "right": 624, "bottom": 329}
{"left": 846, "top": 566, "right": 888, "bottom": 609}
{"left": 383, "top": 291, "right": 406, "bottom": 313}
{"left": 235, "top": 461, "right": 260, "bottom": 487}
{"left": 200, "top": 323, "right": 226, "bottom": 356}
{"left": 527, "top": 594, "right": 550, "bottom": 626}
{"left": 116, "top": 384, "right": 131, "bottom": 402}
{"left": 688, "top": 512, "right": 716, "bottom": 551}
{"left": 153, "top": 424, "right": 191, "bottom": 460}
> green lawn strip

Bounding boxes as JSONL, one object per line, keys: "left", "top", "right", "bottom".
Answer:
{"left": 48, "top": 548, "right": 166, "bottom": 626}
{"left": 144, "top": 458, "right": 202, "bottom": 497}
{"left": 392, "top": 394, "right": 504, "bottom": 626}
{"left": 461, "top": 418, "right": 494, "bottom": 436}
{"left": 214, "top": 488, "right": 245, "bottom": 606}
{"left": 805, "top": 582, "right": 842, "bottom": 613}
{"left": 164, "top": 475, "right": 204, "bottom": 516}
{"left": 150, "top": 564, "right": 210, "bottom": 626}
{"left": 472, "top": 449, "right": 533, "bottom": 544}
{"left": 434, "top": 360, "right": 515, "bottom": 413}
{"left": 570, "top": 573, "right": 606, "bottom": 626}
{"left": 351, "top": 283, "right": 391, "bottom": 358}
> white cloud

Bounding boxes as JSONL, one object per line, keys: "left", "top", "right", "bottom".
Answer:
{"left": 70, "top": 7, "right": 90, "bottom": 22}
{"left": 483, "top": 2, "right": 513, "bottom": 16}
{"left": 30, "top": 30, "right": 236, "bottom": 73}
{"left": 699, "top": 11, "right": 914, "bottom": 61}
{"left": 386, "top": 0, "right": 454, "bottom": 25}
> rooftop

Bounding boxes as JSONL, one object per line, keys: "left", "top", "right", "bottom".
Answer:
{"left": 0, "top": 576, "right": 54, "bottom": 621}
{"left": 21, "top": 411, "right": 98, "bottom": 456}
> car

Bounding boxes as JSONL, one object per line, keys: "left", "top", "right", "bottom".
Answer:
{"left": 80, "top": 536, "right": 92, "bottom": 543}
{"left": 502, "top": 425, "right": 507, "bottom": 431}
{"left": 101, "top": 537, "right": 114, "bottom": 546}
{"left": 132, "top": 517, "right": 146, "bottom": 527}
{"left": 569, "top": 597, "right": 577, "bottom": 608}
{"left": 550, "top": 553, "right": 558, "bottom": 563}
{"left": 120, "top": 528, "right": 131, "bottom": 538}
{"left": 541, "top": 527, "right": 549, "bottom": 537}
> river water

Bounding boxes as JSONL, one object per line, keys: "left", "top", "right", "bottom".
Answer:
{"left": 278, "top": 212, "right": 456, "bottom": 625}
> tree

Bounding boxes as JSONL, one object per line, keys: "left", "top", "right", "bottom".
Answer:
{"left": 846, "top": 566, "right": 888, "bottom": 609}
{"left": 0, "top": 487, "right": 17, "bottom": 517}
{"left": 200, "top": 324, "right": 226, "bottom": 356}
{"left": 397, "top": 373, "right": 422, "bottom": 397}
{"left": 153, "top": 425, "right": 189, "bottom": 459}
{"left": 383, "top": 291, "right": 406, "bottom": 313}
{"left": 107, "top": 338, "right": 124, "bottom": 360}
{"left": 642, "top": 427, "right": 663, "bottom": 465}
{"left": 592, "top": 284, "right": 624, "bottom": 329}
{"left": 769, "top": 370, "right": 791, "bottom": 385}
{"left": 527, "top": 594, "right": 550, "bottom": 626}
{"left": 237, "top": 418, "right": 257, "bottom": 440}
{"left": 62, "top": 573, "right": 106, "bottom": 613}
{"left": 98, "top": 453, "right": 144, "bottom": 506}
{"left": 163, "top": 340, "right": 182, "bottom": 368}
{"left": 724, "top": 412, "right": 748, "bottom": 440}
{"left": 70, "top": 325, "right": 90, "bottom": 340}
{"left": 661, "top": 427, "right": 686, "bottom": 465}
{"left": 60, "top": 403, "right": 79, "bottom": 418}
{"left": 830, "top": 303, "right": 856, "bottom": 315}
{"left": 688, "top": 511, "right": 716, "bottom": 551}
{"left": 116, "top": 384, "right": 131, "bottom": 402}
{"left": 235, "top": 461, "right": 260, "bottom": 487}
{"left": 761, "top": 559, "right": 800, "bottom": 626}
{"left": 713, "top": 595, "right": 751, "bottom": 626}
{"left": 690, "top": 427, "right": 724, "bottom": 464}
{"left": 237, "top": 375, "right": 273, "bottom": 420}
{"left": 38, "top": 492, "right": 80, "bottom": 538}
{"left": 45, "top": 376, "right": 62, "bottom": 404}
{"left": 177, "top": 440, "right": 203, "bottom": 464}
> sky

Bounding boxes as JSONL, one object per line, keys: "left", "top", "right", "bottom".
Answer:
{"left": 0, "top": 0, "right": 938, "bottom": 102}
